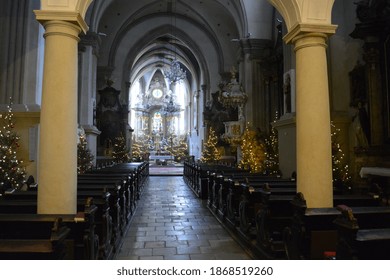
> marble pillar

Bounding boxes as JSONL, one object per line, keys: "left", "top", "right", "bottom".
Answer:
{"left": 34, "top": 13, "right": 86, "bottom": 214}
{"left": 286, "top": 29, "right": 336, "bottom": 208}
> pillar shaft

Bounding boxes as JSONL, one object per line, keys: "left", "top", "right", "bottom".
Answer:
{"left": 293, "top": 33, "right": 333, "bottom": 208}
{"left": 37, "top": 21, "right": 81, "bottom": 214}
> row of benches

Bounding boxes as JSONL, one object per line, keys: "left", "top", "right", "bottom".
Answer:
{"left": 0, "top": 162, "right": 149, "bottom": 260}
{"left": 183, "top": 162, "right": 390, "bottom": 259}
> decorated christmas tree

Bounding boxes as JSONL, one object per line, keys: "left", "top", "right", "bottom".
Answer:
{"left": 0, "top": 99, "right": 26, "bottom": 189}
{"left": 238, "top": 125, "right": 266, "bottom": 173}
{"left": 131, "top": 142, "right": 144, "bottom": 161}
{"left": 131, "top": 135, "right": 149, "bottom": 162}
{"left": 112, "top": 134, "right": 129, "bottom": 163}
{"left": 264, "top": 113, "right": 280, "bottom": 175}
{"left": 166, "top": 135, "right": 189, "bottom": 162}
{"left": 331, "top": 122, "right": 352, "bottom": 191}
{"left": 201, "top": 127, "right": 221, "bottom": 163}
{"left": 77, "top": 133, "right": 94, "bottom": 174}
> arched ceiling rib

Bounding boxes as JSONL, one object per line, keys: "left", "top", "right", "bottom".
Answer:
{"left": 88, "top": 0, "right": 248, "bottom": 91}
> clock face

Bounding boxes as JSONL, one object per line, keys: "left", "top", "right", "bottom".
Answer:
{"left": 152, "top": 89, "right": 163, "bottom": 99}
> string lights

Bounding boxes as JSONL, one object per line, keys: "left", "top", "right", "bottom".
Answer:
{"left": 0, "top": 98, "right": 26, "bottom": 189}
{"left": 200, "top": 127, "right": 221, "bottom": 163}
{"left": 331, "top": 122, "right": 352, "bottom": 190}
{"left": 238, "top": 124, "right": 266, "bottom": 173}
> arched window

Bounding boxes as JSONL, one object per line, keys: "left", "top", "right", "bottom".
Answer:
{"left": 152, "top": 111, "right": 163, "bottom": 133}
{"left": 174, "top": 83, "right": 186, "bottom": 135}
{"left": 129, "top": 80, "right": 141, "bottom": 130}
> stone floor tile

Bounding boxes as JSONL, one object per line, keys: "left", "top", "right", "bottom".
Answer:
{"left": 116, "top": 255, "right": 139, "bottom": 260}
{"left": 136, "top": 236, "right": 157, "bottom": 242}
{"left": 155, "top": 235, "right": 178, "bottom": 242}
{"left": 140, "top": 256, "right": 164, "bottom": 260}
{"left": 152, "top": 247, "right": 177, "bottom": 256}
{"left": 177, "top": 245, "right": 201, "bottom": 255}
{"left": 177, "top": 234, "right": 199, "bottom": 241}
{"left": 115, "top": 176, "right": 252, "bottom": 260}
{"left": 130, "top": 248, "right": 153, "bottom": 256}
{"left": 187, "top": 239, "right": 210, "bottom": 247}
{"left": 165, "top": 240, "right": 188, "bottom": 247}
{"left": 144, "top": 241, "right": 165, "bottom": 248}
{"left": 121, "top": 241, "right": 145, "bottom": 249}
{"left": 164, "top": 255, "right": 190, "bottom": 260}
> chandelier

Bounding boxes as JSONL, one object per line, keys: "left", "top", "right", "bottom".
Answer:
{"left": 163, "top": 95, "right": 182, "bottom": 115}
{"left": 164, "top": 0, "right": 186, "bottom": 84}
{"left": 165, "top": 59, "right": 186, "bottom": 84}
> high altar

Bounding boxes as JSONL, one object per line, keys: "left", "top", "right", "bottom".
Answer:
{"left": 131, "top": 71, "right": 184, "bottom": 155}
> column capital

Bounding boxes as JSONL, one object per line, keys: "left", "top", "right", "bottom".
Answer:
{"left": 79, "top": 31, "right": 101, "bottom": 54}
{"left": 34, "top": 10, "right": 89, "bottom": 34}
{"left": 284, "top": 23, "right": 337, "bottom": 45}
{"left": 240, "top": 39, "right": 273, "bottom": 60}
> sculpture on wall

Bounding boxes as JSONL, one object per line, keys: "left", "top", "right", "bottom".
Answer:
{"left": 283, "top": 73, "right": 292, "bottom": 114}
{"left": 352, "top": 100, "right": 371, "bottom": 147}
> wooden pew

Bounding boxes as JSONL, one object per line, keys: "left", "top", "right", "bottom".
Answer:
{"left": 225, "top": 179, "right": 296, "bottom": 225}
{"left": 226, "top": 180, "right": 296, "bottom": 228}
{"left": 79, "top": 173, "right": 136, "bottom": 217}
{"left": 283, "top": 193, "right": 387, "bottom": 260}
{"left": 0, "top": 191, "right": 113, "bottom": 260}
{"left": 205, "top": 168, "right": 252, "bottom": 208}
{"left": 76, "top": 182, "right": 123, "bottom": 252}
{"left": 89, "top": 162, "right": 148, "bottom": 200}
{"left": 0, "top": 215, "right": 70, "bottom": 260}
{"left": 334, "top": 205, "right": 390, "bottom": 259}
{"left": 187, "top": 163, "right": 245, "bottom": 199}
{"left": 237, "top": 185, "right": 380, "bottom": 259}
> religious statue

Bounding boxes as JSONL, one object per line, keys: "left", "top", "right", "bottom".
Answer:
{"left": 283, "top": 74, "right": 292, "bottom": 114}
{"left": 352, "top": 101, "right": 370, "bottom": 147}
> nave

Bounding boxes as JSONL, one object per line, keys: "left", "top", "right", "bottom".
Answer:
{"left": 115, "top": 176, "right": 251, "bottom": 260}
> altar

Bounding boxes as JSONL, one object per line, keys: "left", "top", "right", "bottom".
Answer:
{"left": 149, "top": 155, "right": 173, "bottom": 161}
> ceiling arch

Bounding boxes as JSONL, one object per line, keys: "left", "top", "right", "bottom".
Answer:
{"left": 85, "top": 0, "right": 252, "bottom": 92}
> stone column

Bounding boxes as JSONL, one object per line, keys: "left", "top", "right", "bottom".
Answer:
{"left": 240, "top": 39, "right": 272, "bottom": 131}
{"left": 79, "top": 31, "right": 101, "bottom": 165}
{"left": 285, "top": 28, "right": 336, "bottom": 208}
{"left": 34, "top": 12, "right": 87, "bottom": 214}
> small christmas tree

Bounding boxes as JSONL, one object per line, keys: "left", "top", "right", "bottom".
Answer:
{"left": 112, "top": 134, "right": 129, "bottom": 163}
{"left": 77, "top": 133, "right": 94, "bottom": 174}
{"left": 166, "top": 135, "right": 188, "bottom": 162}
{"left": 131, "top": 141, "right": 144, "bottom": 161}
{"left": 264, "top": 113, "right": 280, "bottom": 175}
{"left": 131, "top": 135, "right": 149, "bottom": 162}
{"left": 238, "top": 125, "right": 266, "bottom": 173}
{"left": 0, "top": 99, "right": 26, "bottom": 189}
{"left": 201, "top": 127, "right": 221, "bottom": 163}
{"left": 331, "top": 122, "right": 352, "bottom": 191}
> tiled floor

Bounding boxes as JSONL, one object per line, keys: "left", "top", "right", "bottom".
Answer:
{"left": 115, "top": 176, "right": 252, "bottom": 260}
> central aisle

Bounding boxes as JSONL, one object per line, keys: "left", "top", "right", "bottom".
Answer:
{"left": 115, "top": 176, "right": 252, "bottom": 260}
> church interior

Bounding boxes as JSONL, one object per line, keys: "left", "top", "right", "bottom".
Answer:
{"left": 1, "top": 0, "right": 390, "bottom": 260}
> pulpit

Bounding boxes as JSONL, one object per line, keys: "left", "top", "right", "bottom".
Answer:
{"left": 96, "top": 81, "right": 129, "bottom": 156}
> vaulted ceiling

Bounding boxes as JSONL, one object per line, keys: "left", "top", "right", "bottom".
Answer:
{"left": 85, "top": 0, "right": 252, "bottom": 89}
